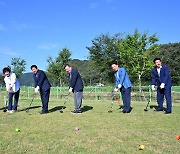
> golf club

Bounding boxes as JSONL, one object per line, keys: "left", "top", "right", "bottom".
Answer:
{"left": 117, "top": 96, "right": 124, "bottom": 109}
{"left": 108, "top": 91, "right": 116, "bottom": 113}
{"left": 144, "top": 100, "right": 150, "bottom": 112}
{"left": 3, "top": 95, "right": 8, "bottom": 113}
{"left": 59, "top": 92, "right": 70, "bottom": 113}
{"left": 26, "top": 93, "right": 35, "bottom": 113}
{"left": 143, "top": 86, "right": 153, "bottom": 112}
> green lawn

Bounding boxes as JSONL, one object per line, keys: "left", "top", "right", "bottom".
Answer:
{"left": 0, "top": 95, "right": 180, "bottom": 154}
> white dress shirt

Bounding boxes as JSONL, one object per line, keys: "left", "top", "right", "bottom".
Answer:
{"left": 157, "top": 66, "right": 162, "bottom": 77}
{"left": 4, "top": 73, "right": 20, "bottom": 93}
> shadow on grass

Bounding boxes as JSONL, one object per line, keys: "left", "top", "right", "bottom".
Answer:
{"left": 0, "top": 106, "right": 7, "bottom": 110}
{"left": 18, "top": 106, "right": 42, "bottom": 112}
{"left": 48, "top": 106, "right": 66, "bottom": 113}
{"left": 81, "top": 105, "right": 93, "bottom": 113}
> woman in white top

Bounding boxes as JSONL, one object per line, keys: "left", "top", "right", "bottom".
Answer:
{"left": 3, "top": 67, "right": 20, "bottom": 113}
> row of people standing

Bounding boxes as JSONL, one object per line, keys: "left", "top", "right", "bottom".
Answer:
{"left": 2, "top": 57, "right": 172, "bottom": 114}
{"left": 2, "top": 64, "right": 84, "bottom": 114}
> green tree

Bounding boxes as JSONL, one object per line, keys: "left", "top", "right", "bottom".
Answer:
{"left": 0, "top": 74, "right": 5, "bottom": 86}
{"left": 10, "top": 57, "right": 26, "bottom": 78}
{"left": 69, "top": 59, "right": 99, "bottom": 86}
{"left": 117, "top": 29, "right": 159, "bottom": 89}
{"left": 47, "top": 48, "right": 71, "bottom": 86}
{"left": 151, "top": 42, "right": 180, "bottom": 85}
{"left": 87, "top": 33, "right": 121, "bottom": 84}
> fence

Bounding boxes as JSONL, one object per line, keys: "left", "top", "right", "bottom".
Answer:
{"left": 0, "top": 86, "right": 180, "bottom": 103}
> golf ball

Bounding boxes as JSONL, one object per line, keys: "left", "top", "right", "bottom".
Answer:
{"left": 176, "top": 135, "right": 180, "bottom": 140}
{"left": 75, "top": 127, "right": 79, "bottom": 131}
{"left": 139, "top": 145, "right": 145, "bottom": 150}
{"left": 15, "top": 128, "right": 20, "bottom": 132}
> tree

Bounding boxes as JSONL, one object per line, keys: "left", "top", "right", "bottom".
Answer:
{"left": 117, "top": 29, "right": 159, "bottom": 89}
{"left": 87, "top": 33, "right": 121, "bottom": 84}
{"left": 151, "top": 42, "right": 180, "bottom": 85}
{"left": 10, "top": 57, "right": 26, "bottom": 78}
{"left": 47, "top": 48, "right": 71, "bottom": 86}
{"left": 0, "top": 74, "right": 5, "bottom": 87}
{"left": 69, "top": 59, "right": 99, "bottom": 86}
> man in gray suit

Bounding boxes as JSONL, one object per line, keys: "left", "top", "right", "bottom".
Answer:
{"left": 65, "top": 64, "right": 84, "bottom": 114}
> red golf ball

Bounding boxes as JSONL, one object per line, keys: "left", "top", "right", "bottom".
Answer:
{"left": 176, "top": 135, "right": 180, "bottom": 140}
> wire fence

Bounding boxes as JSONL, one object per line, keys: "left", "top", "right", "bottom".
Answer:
{"left": 0, "top": 86, "right": 180, "bottom": 103}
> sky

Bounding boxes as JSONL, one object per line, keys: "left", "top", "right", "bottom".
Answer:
{"left": 0, "top": 0, "right": 180, "bottom": 72}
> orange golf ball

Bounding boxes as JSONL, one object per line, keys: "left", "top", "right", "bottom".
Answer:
{"left": 176, "top": 135, "right": 180, "bottom": 140}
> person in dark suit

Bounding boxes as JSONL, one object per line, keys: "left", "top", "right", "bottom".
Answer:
{"left": 111, "top": 63, "right": 132, "bottom": 113}
{"left": 31, "top": 65, "right": 51, "bottom": 114}
{"left": 65, "top": 64, "right": 84, "bottom": 114}
{"left": 151, "top": 58, "right": 172, "bottom": 114}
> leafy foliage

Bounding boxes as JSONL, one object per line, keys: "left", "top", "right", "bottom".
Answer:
{"left": 87, "top": 33, "right": 121, "bottom": 83}
{"left": 69, "top": 59, "right": 100, "bottom": 86}
{"left": 47, "top": 48, "right": 71, "bottom": 86}
{"left": 87, "top": 30, "right": 159, "bottom": 86}
{"left": 117, "top": 29, "right": 159, "bottom": 87}
{"left": 10, "top": 57, "right": 26, "bottom": 78}
{"left": 151, "top": 42, "right": 180, "bottom": 85}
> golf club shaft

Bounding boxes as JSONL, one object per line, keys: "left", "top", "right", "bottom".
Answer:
{"left": 60, "top": 92, "right": 70, "bottom": 112}
{"left": 26, "top": 93, "right": 35, "bottom": 111}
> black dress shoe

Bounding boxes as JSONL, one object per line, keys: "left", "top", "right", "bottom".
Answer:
{"left": 154, "top": 109, "right": 163, "bottom": 112}
{"left": 122, "top": 110, "right": 130, "bottom": 113}
{"left": 164, "top": 111, "right": 171, "bottom": 114}
{"left": 40, "top": 111, "right": 48, "bottom": 114}
{"left": 71, "top": 110, "right": 82, "bottom": 114}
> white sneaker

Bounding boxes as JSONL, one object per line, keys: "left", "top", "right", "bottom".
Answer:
{"left": 7, "top": 110, "right": 12, "bottom": 113}
{"left": 9, "top": 110, "right": 16, "bottom": 113}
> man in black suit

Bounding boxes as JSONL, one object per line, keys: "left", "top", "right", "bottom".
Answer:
{"left": 31, "top": 65, "right": 51, "bottom": 114}
{"left": 65, "top": 64, "right": 84, "bottom": 114}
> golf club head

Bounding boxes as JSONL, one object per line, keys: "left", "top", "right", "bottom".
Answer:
{"left": 144, "top": 109, "right": 148, "bottom": 112}
{"left": 26, "top": 109, "right": 29, "bottom": 113}
{"left": 108, "top": 110, "right": 113, "bottom": 113}
{"left": 3, "top": 109, "right": 7, "bottom": 112}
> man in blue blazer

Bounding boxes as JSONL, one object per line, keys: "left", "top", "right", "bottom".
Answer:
{"left": 111, "top": 63, "right": 132, "bottom": 113}
{"left": 31, "top": 65, "right": 51, "bottom": 114}
{"left": 151, "top": 58, "right": 172, "bottom": 114}
{"left": 65, "top": 64, "right": 84, "bottom": 114}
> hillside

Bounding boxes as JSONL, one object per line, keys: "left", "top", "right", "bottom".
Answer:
{"left": 19, "top": 72, "right": 34, "bottom": 86}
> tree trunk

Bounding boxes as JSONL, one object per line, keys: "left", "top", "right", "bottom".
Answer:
{"left": 59, "top": 79, "right": 62, "bottom": 87}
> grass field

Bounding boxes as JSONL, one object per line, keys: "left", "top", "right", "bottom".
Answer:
{"left": 0, "top": 94, "right": 180, "bottom": 154}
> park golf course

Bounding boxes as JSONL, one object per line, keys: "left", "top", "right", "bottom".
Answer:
{"left": 0, "top": 88, "right": 180, "bottom": 154}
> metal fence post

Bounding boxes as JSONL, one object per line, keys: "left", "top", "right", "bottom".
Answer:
{"left": 28, "top": 87, "right": 30, "bottom": 98}
{"left": 56, "top": 86, "right": 59, "bottom": 99}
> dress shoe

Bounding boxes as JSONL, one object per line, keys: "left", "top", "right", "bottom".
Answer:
{"left": 154, "top": 109, "right": 163, "bottom": 112}
{"left": 164, "top": 111, "right": 171, "bottom": 114}
{"left": 40, "top": 111, "right": 48, "bottom": 114}
{"left": 71, "top": 110, "right": 82, "bottom": 114}
{"left": 122, "top": 110, "right": 130, "bottom": 113}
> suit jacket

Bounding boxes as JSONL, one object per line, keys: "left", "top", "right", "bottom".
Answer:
{"left": 33, "top": 70, "right": 51, "bottom": 91}
{"left": 114, "top": 67, "right": 132, "bottom": 89}
{"left": 152, "top": 65, "right": 172, "bottom": 88}
{"left": 70, "top": 69, "right": 84, "bottom": 92}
